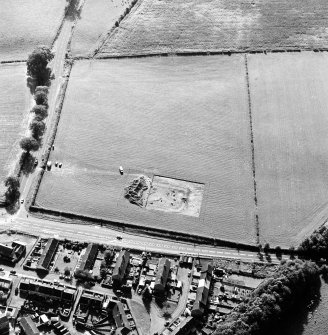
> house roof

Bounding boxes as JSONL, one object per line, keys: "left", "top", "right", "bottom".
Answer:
{"left": 112, "top": 301, "right": 130, "bottom": 330}
{"left": 155, "top": 258, "right": 170, "bottom": 289}
{"left": 37, "top": 238, "right": 59, "bottom": 271}
{"left": 0, "top": 244, "right": 14, "bottom": 258}
{"left": 112, "top": 250, "right": 130, "bottom": 281}
{"left": 20, "top": 316, "right": 40, "bottom": 335}
{"left": 77, "top": 243, "right": 99, "bottom": 272}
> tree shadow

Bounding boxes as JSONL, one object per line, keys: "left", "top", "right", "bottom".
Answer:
{"left": 65, "top": 0, "right": 82, "bottom": 21}
{"left": 19, "top": 152, "right": 36, "bottom": 176}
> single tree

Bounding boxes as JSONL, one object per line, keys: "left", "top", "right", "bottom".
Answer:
{"left": 100, "top": 268, "right": 107, "bottom": 279}
{"left": 4, "top": 176, "right": 20, "bottom": 205}
{"left": 263, "top": 243, "right": 270, "bottom": 254}
{"left": 31, "top": 105, "right": 48, "bottom": 120}
{"left": 20, "top": 137, "right": 39, "bottom": 153}
{"left": 29, "top": 120, "right": 45, "bottom": 139}
{"left": 27, "top": 46, "right": 54, "bottom": 81}
{"left": 64, "top": 267, "right": 71, "bottom": 276}
{"left": 104, "top": 249, "right": 113, "bottom": 264}
{"left": 34, "top": 91, "right": 48, "bottom": 105}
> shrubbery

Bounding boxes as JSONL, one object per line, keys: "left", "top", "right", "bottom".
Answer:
{"left": 298, "top": 225, "right": 328, "bottom": 259}
{"left": 215, "top": 259, "right": 320, "bottom": 335}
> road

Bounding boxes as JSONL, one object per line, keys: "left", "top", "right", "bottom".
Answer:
{"left": 1, "top": 214, "right": 285, "bottom": 264}
{"left": 18, "top": 19, "right": 75, "bottom": 218}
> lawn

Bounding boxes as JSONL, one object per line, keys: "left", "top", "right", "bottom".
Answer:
{"left": 97, "top": 0, "right": 328, "bottom": 57}
{"left": 35, "top": 56, "right": 257, "bottom": 245}
{"left": 70, "top": 0, "right": 133, "bottom": 57}
{"left": 0, "top": 63, "right": 32, "bottom": 192}
{"left": 0, "top": 0, "right": 66, "bottom": 61}
{"left": 249, "top": 52, "right": 328, "bottom": 247}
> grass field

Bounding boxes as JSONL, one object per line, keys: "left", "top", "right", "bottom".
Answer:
{"left": 249, "top": 52, "right": 328, "bottom": 247}
{"left": 70, "top": 0, "right": 133, "bottom": 57}
{"left": 98, "top": 0, "right": 328, "bottom": 57}
{"left": 0, "top": 63, "right": 31, "bottom": 192}
{"left": 0, "top": 0, "right": 66, "bottom": 61}
{"left": 35, "top": 56, "right": 257, "bottom": 244}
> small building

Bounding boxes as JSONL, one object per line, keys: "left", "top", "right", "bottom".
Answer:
{"left": 191, "top": 264, "right": 213, "bottom": 317}
{"left": 0, "top": 241, "right": 26, "bottom": 264}
{"left": 170, "top": 316, "right": 194, "bottom": 335}
{"left": 37, "top": 238, "right": 59, "bottom": 273}
{"left": 154, "top": 258, "right": 170, "bottom": 294}
{"left": 75, "top": 243, "right": 99, "bottom": 274}
{"left": 19, "top": 317, "right": 40, "bottom": 335}
{"left": 112, "top": 250, "right": 130, "bottom": 285}
{"left": 112, "top": 301, "right": 130, "bottom": 335}
{"left": 0, "top": 316, "right": 9, "bottom": 335}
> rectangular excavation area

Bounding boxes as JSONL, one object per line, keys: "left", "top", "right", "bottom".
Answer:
{"left": 145, "top": 176, "right": 204, "bottom": 217}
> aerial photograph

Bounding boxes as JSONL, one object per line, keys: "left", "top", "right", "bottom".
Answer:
{"left": 1, "top": 0, "right": 328, "bottom": 334}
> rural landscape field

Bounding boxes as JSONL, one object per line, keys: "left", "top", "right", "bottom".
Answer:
{"left": 35, "top": 56, "right": 257, "bottom": 244}
{"left": 98, "top": 0, "right": 328, "bottom": 57}
{"left": 70, "top": 0, "right": 133, "bottom": 56}
{"left": 0, "top": 63, "right": 31, "bottom": 191}
{"left": 0, "top": 0, "right": 66, "bottom": 61}
{"left": 249, "top": 52, "right": 328, "bottom": 247}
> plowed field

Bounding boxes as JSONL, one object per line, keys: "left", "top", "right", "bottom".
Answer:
{"left": 0, "top": 64, "right": 31, "bottom": 190}
{"left": 35, "top": 56, "right": 257, "bottom": 244}
{"left": 98, "top": 0, "right": 328, "bottom": 57}
{"left": 249, "top": 52, "right": 328, "bottom": 247}
{"left": 0, "top": 0, "right": 66, "bottom": 61}
{"left": 70, "top": 0, "right": 133, "bottom": 56}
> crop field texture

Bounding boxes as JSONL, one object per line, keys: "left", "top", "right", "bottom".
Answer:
{"left": 98, "top": 0, "right": 328, "bottom": 57}
{"left": 0, "top": 0, "right": 66, "bottom": 61}
{"left": 70, "top": 0, "right": 133, "bottom": 57}
{"left": 0, "top": 64, "right": 31, "bottom": 191}
{"left": 35, "top": 56, "right": 257, "bottom": 244}
{"left": 249, "top": 52, "right": 328, "bottom": 247}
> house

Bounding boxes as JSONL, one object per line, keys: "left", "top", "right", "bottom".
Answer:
{"left": 112, "top": 250, "right": 130, "bottom": 285}
{"left": 0, "top": 241, "right": 26, "bottom": 263}
{"left": 19, "top": 317, "right": 39, "bottom": 335}
{"left": 191, "top": 264, "right": 213, "bottom": 317}
{"left": 37, "top": 238, "right": 59, "bottom": 273}
{"left": 112, "top": 301, "right": 130, "bottom": 335}
{"left": 19, "top": 277, "right": 77, "bottom": 303}
{"left": 0, "top": 316, "right": 9, "bottom": 335}
{"left": 79, "top": 290, "right": 104, "bottom": 310}
{"left": 75, "top": 243, "right": 99, "bottom": 274}
{"left": 154, "top": 258, "right": 170, "bottom": 294}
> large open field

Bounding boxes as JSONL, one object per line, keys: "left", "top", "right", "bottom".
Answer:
{"left": 35, "top": 56, "right": 257, "bottom": 244}
{"left": 98, "top": 0, "right": 328, "bottom": 57}
{"left": 70, "top": 0, "right": 133, "bottom": 57}
{"left": 0, "top": 63, "right": 31, "bottom": 192}
{"left": 249, "top": 52, "right": 328, "bottom": 247}
{"left": 0, "top": 0, "right": 66, "bottom": 61}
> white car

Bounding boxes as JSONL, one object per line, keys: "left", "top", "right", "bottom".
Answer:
{"left": 119, "top": 166, "right": 124, "bottom": 175}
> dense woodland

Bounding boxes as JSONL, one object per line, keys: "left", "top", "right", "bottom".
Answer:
{"left": 298, "top": 225, "right": 328, "bottom": 259}
{"left": 214, "top": 259, "right": 320, "bottom": 335}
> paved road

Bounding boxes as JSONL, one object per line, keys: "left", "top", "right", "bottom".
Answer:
{"left": 1, "top": 215, "right": 285, "bottom": 264}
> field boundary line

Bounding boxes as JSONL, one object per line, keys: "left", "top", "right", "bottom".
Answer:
{"left": 0, "top": 60, "right": 27, "bottom": 64}
{"left": 93, "top": 48, "right": 328, "bottom": 60}
{"left": 244, "top": 54, "right": 260, "bottom": 245}
{"left": 92, "top": 0, "right": 143, "bottom": 58}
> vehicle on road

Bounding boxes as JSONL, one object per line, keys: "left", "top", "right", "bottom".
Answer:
{"left": 116, "top": 235, "right": 122, "bottom": 240}
{"left": 34, "top": 158, "right": 38, "bottom": 166}
{"left": 20, "top": 199, "right": 24, "bottom": 204}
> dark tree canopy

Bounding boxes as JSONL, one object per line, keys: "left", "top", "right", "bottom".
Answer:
{"left": 27, "top": 46, "right": 54, "bottom": 80}
{"left": 34, "top": 91, "right": 48, "bottom": 105}
{"left": 4, "top": 176, "right": 20, "bottom": 205}
{"left": 298, "top": 225, "right": 328, "bottom": 259}
{"left": 20, "top": 137, "right": 39, "bottom": 153}
{"left": 31, "top": 105, "right": 48, "bottom": 120}
{"left": 29, "top": 120, "right": 45, "bottom": 139}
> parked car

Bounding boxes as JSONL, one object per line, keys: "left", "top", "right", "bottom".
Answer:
{"left": 20, "top": 199, "right": 24, "bottom": 204}
{"left": 116, "top": 235, "right": 122, "bottom": 240}
{"left": 10, "top": 270, "right": 16, "bottom": 275}
{"left": 34, "top": 158, "right": 38, "bottom": 166}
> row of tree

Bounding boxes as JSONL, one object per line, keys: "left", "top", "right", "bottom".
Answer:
{"left": 214, "top": 259, "right": 320, "bottom": 335}
{"left": 298, "top": 225, "right": 328, "bottom": 259}
{"left": 2, "top": 47, "right": 54, "bottom": 207}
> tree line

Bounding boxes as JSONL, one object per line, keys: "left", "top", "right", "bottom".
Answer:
{"left": 214, "top": 259, "right": 320, "bottom": 335}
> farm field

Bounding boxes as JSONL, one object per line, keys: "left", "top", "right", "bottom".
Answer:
{"left": 70, "top": 0, "right": 133, "bottom": 57}
{"left": 35, "top": 56, "right": 257, "bottom": 244}
{"left": 249, "top": 52, "right": 328, "bottom": 247}
{"left": 0, "top": 63, "right": 31, "bottom": 193}
{"left": 98, "top": 0, "right": 328, "bottom": 57}
{"left": 0, "top": 0, "right": 66, "bottom": 61}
